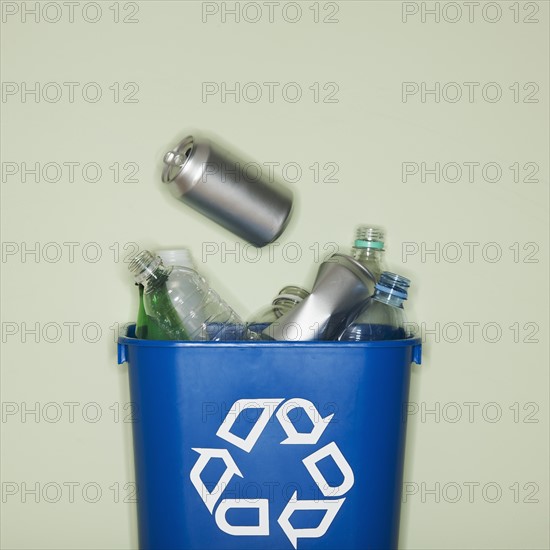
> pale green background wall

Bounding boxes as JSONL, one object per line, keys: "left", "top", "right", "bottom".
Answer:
{"left": 1, "top": 1, "right": 548, "bottom": 548}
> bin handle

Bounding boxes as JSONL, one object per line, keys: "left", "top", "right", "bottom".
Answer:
{"left": 117, "top": 323, "right": 135, "bottom": 364}
{"left": 118, "top": 342, "right": 128, "bottom": 365}
{"left": 412, "top": 343, "right": 422, "bottom": 365}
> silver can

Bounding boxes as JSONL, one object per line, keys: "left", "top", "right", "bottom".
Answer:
{"left": 162, "top": 135, "right": 294, "bottom": 247}
{"left": 262, "top": 253, "right": 377, "bottom": 341}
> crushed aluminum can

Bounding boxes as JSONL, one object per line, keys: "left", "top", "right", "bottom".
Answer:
{"left": 262, "top": 253, "right": 376, "bottom": 341}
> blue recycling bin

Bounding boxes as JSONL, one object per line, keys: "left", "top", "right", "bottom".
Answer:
{"left": 118, "top": 326, "right": 421, "bottom": 550}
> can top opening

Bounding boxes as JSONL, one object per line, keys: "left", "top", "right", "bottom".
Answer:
{"left": 162, "top": 136, "right": 194, "bottom": 183}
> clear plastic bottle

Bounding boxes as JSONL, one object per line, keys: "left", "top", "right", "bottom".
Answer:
{"left": 338, "top": 272, "right": 410, "bottom": 341}
{"left": 246, "top": 286, "right": 310, "bottom": 340}
{"left": 352, "top": 226, "right": 387, "bottom": 282}
{"left": 135, "top": 249, "right": 195, "bottom": 339}
{"left": 129, "top": 250, "right": 247, "bottom": 341}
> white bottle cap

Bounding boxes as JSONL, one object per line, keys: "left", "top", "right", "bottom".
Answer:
{"left": 155, "top": 249, "right": 195, "bottom": 269}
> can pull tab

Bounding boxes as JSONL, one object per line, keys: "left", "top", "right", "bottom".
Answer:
{"left": 162, "top": 143, "right": 193, "bottom": 184}
{"left": 163, "top": 150, "right": 187, "bottom": 168}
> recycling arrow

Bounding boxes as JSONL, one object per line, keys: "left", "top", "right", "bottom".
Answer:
{"left": 276, "top": 398, "right": 334, "bottom": 445}
{"left": 189, "top": 448, "right": 243, "bottom": 513}
{"left": 277, "top": 491, "right": 345, "bottom": 549}
{"left": 216, "top": 398, "right": 284, "bottom": 452}
{"left": 302, "top": 441, "right": 355, "bottom": 497}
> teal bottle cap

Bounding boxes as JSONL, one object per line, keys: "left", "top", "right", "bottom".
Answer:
{"left": 354, "top": 239, "right": 384, "bottom": 249}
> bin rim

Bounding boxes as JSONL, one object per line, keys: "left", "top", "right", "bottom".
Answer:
{"left": 118, "top": 325, "right": 421, "bottom": 349}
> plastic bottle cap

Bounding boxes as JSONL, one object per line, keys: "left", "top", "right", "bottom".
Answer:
{"left": 375, "top": 272, "right": 410, "bottom": 300}
{"left": 354, "top": 239, "right": 384, "bottom": 249}
{"left": 374, "top": 284, "right": 408, "bottom": 299}
{"left": 155, "top": 249, "right": 195, "bottom": 269}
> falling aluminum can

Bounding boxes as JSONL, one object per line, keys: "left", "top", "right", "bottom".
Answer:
{"left": 263, "top": 253, "right": 377, "bottom": 341}
{"left": 162, "top": 135, "right": 294, "bottom": 247}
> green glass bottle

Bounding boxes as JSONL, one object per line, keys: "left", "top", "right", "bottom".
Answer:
{"left": 135, "top": 284, "right": 166, "bottom": 339}
{"left": 135, "top": 283, "right": 148, "bottom": 338}
{"left": 130, "top": 252, "right": 189, "bottom": 341}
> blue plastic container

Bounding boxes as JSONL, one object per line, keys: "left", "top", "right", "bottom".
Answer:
{"left": 118, "top": 327, "right": 421, "bottom": 550}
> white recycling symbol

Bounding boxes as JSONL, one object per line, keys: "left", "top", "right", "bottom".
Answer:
{"left": 189, "top": 398, "right": 355, "bottom": 549}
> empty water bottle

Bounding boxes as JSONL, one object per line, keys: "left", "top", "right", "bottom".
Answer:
{"left": 339, "top": 272, "right": 410, "bottom": 341}
{"left": 246, "top": 286, "right": 310, "bottom": 340}
{"left": 129, "top": 250, "right": 247, "bottom": 341}
{"left": 352, "top": 226, "right": 387, "bottom": 281}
